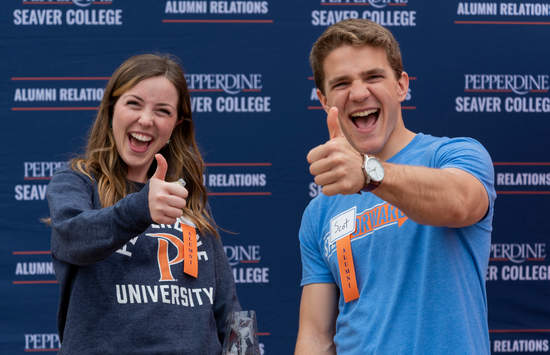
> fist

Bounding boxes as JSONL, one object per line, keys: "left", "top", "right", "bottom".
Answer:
{"left": 148, "top": 154, "right": 188, "bottom": 224}
{"left": 306, "top": 107, "right": 364, "bottom": 196}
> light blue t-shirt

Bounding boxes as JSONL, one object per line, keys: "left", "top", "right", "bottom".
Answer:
{"left": 299, "top": 133, "right": 496, "bottom": 355}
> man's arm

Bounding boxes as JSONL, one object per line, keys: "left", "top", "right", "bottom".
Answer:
{"left": 308, "top": 137, "right": 489, "bottom": 228}
{"left": 373, "top": 163, "right": 488, "bottom": 228}
{"left": 295, "top": 283, "right": 339, "bottom": 355}
{"left": 308, "top": 127, "right": 490, "bottom": 228}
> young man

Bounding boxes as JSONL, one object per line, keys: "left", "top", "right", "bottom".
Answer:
{"left": 296, "top": 19, "right": 495, "bottom": 354}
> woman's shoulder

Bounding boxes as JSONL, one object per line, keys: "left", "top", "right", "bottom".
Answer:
{"left": 50, "top": 165, "right": 95, "bottom": 187}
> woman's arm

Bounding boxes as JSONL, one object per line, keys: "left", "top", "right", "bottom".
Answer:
{"left": 47, "top": 169, "right": 152, "bottom": 266}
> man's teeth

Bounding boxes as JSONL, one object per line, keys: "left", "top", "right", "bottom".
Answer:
{"left": 130, "top": 133, "right": 152, "bottom": 142}
{"left": 351, "top": 109, "right": 378, "bottom": 118}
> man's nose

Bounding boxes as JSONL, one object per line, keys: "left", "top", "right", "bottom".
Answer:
{"left": 349, "top": 81, "right": 370, "bottom": 102}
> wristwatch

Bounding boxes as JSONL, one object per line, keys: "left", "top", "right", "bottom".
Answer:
{"left": 362, "top": 154, "right": 384, "bottom": 192}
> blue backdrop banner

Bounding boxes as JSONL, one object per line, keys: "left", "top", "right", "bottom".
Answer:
{"left": 2, "top": 1, "right": 550, "bottom": 354}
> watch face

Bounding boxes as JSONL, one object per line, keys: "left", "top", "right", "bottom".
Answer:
{"left": 366, "top": 158, "right": 384, "bottom": 182}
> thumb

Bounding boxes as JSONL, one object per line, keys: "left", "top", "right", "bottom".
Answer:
{"left": 153, "top": 153, "right": 168, "bottom": 181}
{"left": 327, "top": 107, "right": 343, "bottom": 139}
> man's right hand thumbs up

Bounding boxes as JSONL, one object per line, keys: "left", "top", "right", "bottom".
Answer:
{"left": 327, "top": 106, "right": 343, "bottom": 140}
{"left": 306, "top": 107, "right": 365, "bottom": 196}
{"left": 148, "top": 154, "right": 188, "bottom": 224}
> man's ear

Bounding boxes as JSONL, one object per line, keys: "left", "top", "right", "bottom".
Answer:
{"left": 317, "top": 89, "right": 330, "bottom": 114}
{"left": 397, "top": 71, "right": 410, "bottom": 102}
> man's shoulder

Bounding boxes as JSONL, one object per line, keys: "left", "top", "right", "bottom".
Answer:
{"left": 416, "top": 133, "right": 488, "bottom": 151}
{"left": 403, "top": 133, "right": 490, "bottom": 160}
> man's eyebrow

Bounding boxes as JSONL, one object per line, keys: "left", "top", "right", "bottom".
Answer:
{"left": 361, "top": 68, "right": 386, "bottom": 76}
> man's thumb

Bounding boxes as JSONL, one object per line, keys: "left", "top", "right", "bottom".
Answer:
{"left": 153, "top": 154, "right": 168, "bottom": 181}
{"left": 327, "top": 107, "right": 343, "bottom": 139}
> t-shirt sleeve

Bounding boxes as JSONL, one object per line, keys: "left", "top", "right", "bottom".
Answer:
{"left": 47, "top": 169, "right": 153, "bottom": 266}
{"left": 299, "top": 201, "right": 335, "bottom": 286}
{"left": 434, "top": 137, "right": 497, "bottom": 218}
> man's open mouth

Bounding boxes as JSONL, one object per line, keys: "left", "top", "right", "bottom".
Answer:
{"left": 350, "top": 108, "right": 380, "bottom": 129}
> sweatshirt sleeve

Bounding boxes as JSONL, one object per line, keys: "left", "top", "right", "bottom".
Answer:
{"left": 212, "top": 235, "right": 241, "bottom": 344}
{"left": 47, "top": 169, "right": 153, "bottom": 266}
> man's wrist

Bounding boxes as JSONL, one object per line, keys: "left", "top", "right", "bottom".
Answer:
{"left": 361, "top": 154, "right": 384, "bottom": 192}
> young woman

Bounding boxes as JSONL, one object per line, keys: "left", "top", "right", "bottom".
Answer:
{"left": 47, "top": 54, "right": 240, "bottom": 354}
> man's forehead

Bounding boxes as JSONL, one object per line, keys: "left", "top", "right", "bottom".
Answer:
{"left": 325, "top": 45, "right": 387, "bottom": 68}
{"left": 324, "top": 62, "right": 390, "bottom": 85}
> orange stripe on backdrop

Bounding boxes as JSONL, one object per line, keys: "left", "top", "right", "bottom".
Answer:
{"left": 455, "top": 20, "right": 550, "bottom": 25}
{"left": 24, "top": 177, "right": 52, "bottom": 180}
{"left": 490, "top": 329, "right": 550, "bottom": 333}
{"left": 465, "top": 89, "right": 548, "bottom": 93}
{"left": 13, "top": 280, "right": 58, "bottom": 284}
{"left": 22, "top": 1, "right": 112, "bottom": 4}
{"left": 23, "top": 1, "right": 112, "bottom": 3}
{"left": 307, "top": 106, "right": 416, "bottom": 110}
{"left": 496, "top": 191, "right": 550, "bottom": 195}
{"left": 11, "top": 77, "right": 110, "bottom": 80}
{"left": 189, "top": 89, "right": 263, "bottom": 92}
{"left": 493, "top": 162, "right": 550, "bottom": 166}
{"left": 307, "top": 76, "right": 417, "bottom": 80}
{"left": 490, "top": 258, "right": 545, "bottom": 261}
{"left": 24, "top": 348, "right": 60, "bottom": 352}
{"left": 205, "top": 163, "right": 272, "bottom": 167}
{"left": 162, "top": 19, "right": 274, "bottom": 23}
{"left": 207, "top": 192, "right": 271, "bottom": 196}
{"left": 12, "top": 107, "right": 98, "bottom": 111}
{"left": 320, "top": 2, "right": 407, "bottom": 5}
{"left": 23, "top": 1, "right": 73, "bottom": 4}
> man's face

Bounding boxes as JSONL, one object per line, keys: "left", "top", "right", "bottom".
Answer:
{"left": 318, "top": 45, "right": 409, "bottom": 158}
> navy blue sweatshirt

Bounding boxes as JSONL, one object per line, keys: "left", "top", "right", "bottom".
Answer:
{"left": 47, "top": 169, "right": 240, "bottom": 354}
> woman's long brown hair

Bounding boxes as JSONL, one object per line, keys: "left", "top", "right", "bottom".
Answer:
{"left": 72, "top": 53, "right": 218, "bottom": 237}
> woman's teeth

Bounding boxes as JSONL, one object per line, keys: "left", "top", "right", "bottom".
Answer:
{"left": 130, "top": 133, "right": 152, "bottom": 142}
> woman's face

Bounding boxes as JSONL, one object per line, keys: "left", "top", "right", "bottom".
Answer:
{"left": 112, "top": 76, "right": 179, "bottom": 183}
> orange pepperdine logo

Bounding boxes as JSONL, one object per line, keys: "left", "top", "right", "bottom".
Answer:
{"left": 147, "top": 233, "right": 185, "bottom": 282}
{"left": 351, "top": 202, "right": 408, "bottom": 239}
